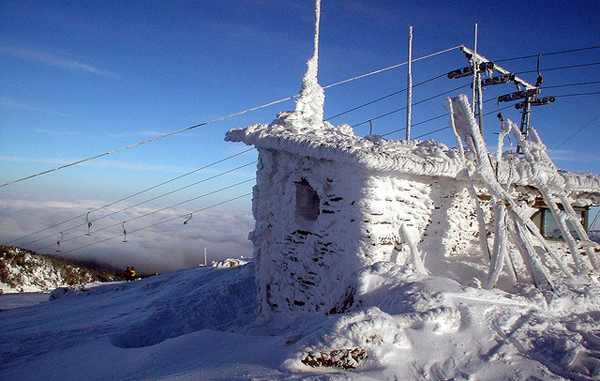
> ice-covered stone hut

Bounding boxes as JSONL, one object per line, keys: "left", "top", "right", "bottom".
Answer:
{"left": 226, "top": 2, "right": 600, "bottom": 320}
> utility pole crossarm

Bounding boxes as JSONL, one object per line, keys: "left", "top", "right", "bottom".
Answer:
{"left": 460, "top": 46, "right": 536, "bottom": 90}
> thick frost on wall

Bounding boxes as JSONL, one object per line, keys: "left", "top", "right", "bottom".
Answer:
{"left": 227, "top": 89, "right": 600, "bottom": 317}
{"left": 248, "top": 146, "right": 436, "bottom": 318}
{"left": 250, "top": 148, "right": 363, "bottom": 318}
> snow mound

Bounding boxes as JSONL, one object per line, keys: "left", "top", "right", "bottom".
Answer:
{"left": 211, "top": 257, "right": 249, "bottom": 268}
{"left": 2, "top": 260, "right": 600, "bottom": 380}
{"left": 0, "top": 246, "right": 119, "bottom": 293}
{"left": 110, "top": 263, "right": 256, "bottom": 348}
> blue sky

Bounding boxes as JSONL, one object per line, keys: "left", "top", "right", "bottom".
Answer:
{"left": 1, "top": 0, "right": 599, "bottom": 271}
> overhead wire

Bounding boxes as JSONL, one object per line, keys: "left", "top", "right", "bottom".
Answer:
{"left": 23, "top": 161, "right": 256, "bottom": 249}
{"left": 549, "top": 112, "right": 600, "bottom": 154}
{"left": 351, "top": 83, "right": 472, "bottom": 128}
{"left": 7, "top": 44, "right": 599, "bottom": 256}
{"left": 515, "top": 62, "right": 600, "bottom": 75}
{"left": 325, "top": 73, "right": 448, "bottom": 121}
{"left": 356, "top": 77, "right": 599, "bottom": 138}
{"left": 36, "top": 178, "right": 255, "bottom": 252}
{"left": 0, "top": 46, "right": 462, "bottom": 190}
{"left": 51, "top": 192, "right": 253, "bottom": 256}
{"left": 495, "top": 46, "right": 600, "bottom": 62}
{"left": 411, "top": 103, "right": 517, "bottom": 140}
{"left": 543, "top": 80, "right": 600, "bottom": 89}
{"left": 2, "top": 45, "right": 595, "bottom": 191}
{"left": 322, "top": 46, "right": 461, "bottom": 90}
{"left": 3, "top": 148, "right": 256, "bottom": 246}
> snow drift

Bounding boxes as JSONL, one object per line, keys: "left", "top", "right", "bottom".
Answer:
{"left": 1, "top": 261, "right": 599, "bottom": 380}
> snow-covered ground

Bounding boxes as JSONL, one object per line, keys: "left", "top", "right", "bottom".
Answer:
{"left": 1, "top": 261, "right": 599, "bottom": 380}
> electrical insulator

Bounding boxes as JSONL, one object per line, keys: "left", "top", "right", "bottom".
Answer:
{"left": 447, "top": 61, "right": 495, "bottom": 79}
{"left": 514, "top": 96, "right": 555, "bottom": 109}
{"left": 478, "top": 61, "right": 495, "bottom": 71}
{"left": 447, "top": 67, "right": 473, "bottom": 79}
{"left": 498, "top": 88, "right": 540, "bottom": 103}
{"left": 481, "top": 73, "right": 515, "bottom": 87}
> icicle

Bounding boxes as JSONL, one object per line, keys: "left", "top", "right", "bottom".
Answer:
{"left": 510, "top": 123, "right": 599, "bottom": 272}
{"left": 400, "top": 224, "right": 428, "bottom": 275}
{"left": 486, "top": 202, "right": 509, "bottom": 289}
{"left": 507, "top": 210, "right": 553, "bottom": 289}
{"left": 446, "top": 99, "right": 492, "bottom": 262}
{"left": 447, "top": 95, "right": 575, "bottom": 283}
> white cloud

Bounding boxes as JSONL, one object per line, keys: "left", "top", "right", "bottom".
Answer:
{"left": 1, "top": 43, "right": 119, "bottom": 78}
{"left": 0, "top": 196, "right": 254, "bottom": 274}
{"left": 0, "top": 99, "right": 70, "bottom": 117}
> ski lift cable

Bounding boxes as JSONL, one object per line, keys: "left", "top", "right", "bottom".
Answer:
{"left": 410, "top": 104, "right": 516, "bottom": 140}
{"left": 86, "top": 161, "right": 257, "bottom": 225}
{"left": 325, "top": 73, "right": 448, "bottom": 121}
{"left": 0, "top": 46, "right": 461, "bottom": 190}
{"left": 53, "top": 192, "right": 253, "bottom": 255}
{"left": 14, "top": 160, "right": 256, "bottom": 248}
{"left": 352, "top": 83, "right": 472, "bottom": 128}
{"left": 6, "top": 51, "right": 477, "bottom": 248}
{"left": 2, "top": 148, "right": 256, "bottom": 246}
{"left": 35, "top": 178, "right": 255, "bottom": 252}
{"left": 515, "top": 62, "right": 600, "bottom": 75}
{"left": 32, "top": 175, "right": 256, "bottom": 252}
{"left": 495, "top": 46, "right": 600, "bottom": 63}
{"left": 549, "top": 112, "right": 600, "bottom": 154}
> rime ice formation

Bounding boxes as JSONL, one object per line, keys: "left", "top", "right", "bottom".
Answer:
{"left": 225, "top": 0, "right": 600, "bottom": 321}
{"left": 226, "top": 90, "right": 600, "bottom": 319}
{"left": 276, "top": 0, "right": 325, "bottom": 129}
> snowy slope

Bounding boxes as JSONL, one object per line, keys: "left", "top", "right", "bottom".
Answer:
{"left": 0, "top": 246, "right": 120, "bottom": 293}
{"left": 1, "top": 261, "right": 599, "bottom": 381}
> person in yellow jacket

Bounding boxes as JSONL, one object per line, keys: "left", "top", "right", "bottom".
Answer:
{"left": 129, "top": 266, "right": 136, "bottom": 280}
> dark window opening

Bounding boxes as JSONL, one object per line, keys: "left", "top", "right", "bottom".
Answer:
{"left": 531, "top": 207, "right": 589, "bottom": 240}
{"left": 295, "top": 178, "right": 320, "bottom": 223}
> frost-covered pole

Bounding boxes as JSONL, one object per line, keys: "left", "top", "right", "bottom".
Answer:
{"left": 471, "top": 23, "right": 484, "bottom": 133}
{"left": 406, "top": 26, "right": 413, "bottom": 140}
{"left": 310, "top": 0, "right": 321, "bottom": 64}
{"left": 294, "top": 0, "right": 325, "bottom": 123}
{"left": 471, "top": 23, "right": 478, "bottom": 116}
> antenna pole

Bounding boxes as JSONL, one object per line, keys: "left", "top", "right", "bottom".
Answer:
{"left": 406, "top": 26, "right": 413, "bottom": 140}
{"left": 471, "top": 23, "right": 484, "bottom": 133}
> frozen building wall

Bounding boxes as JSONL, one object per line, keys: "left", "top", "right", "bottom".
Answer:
{"left": 250, "top": 147, "right": 437, "bottom": 318}
{"left": 227, "top": 112, "right": 600, "bottom": 318}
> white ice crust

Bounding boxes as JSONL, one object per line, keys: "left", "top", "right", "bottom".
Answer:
{"left": 226, "top": 117, "right": 600, "bottom": 196}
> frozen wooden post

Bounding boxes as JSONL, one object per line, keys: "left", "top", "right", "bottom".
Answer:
{"left": 406, "top": 26, "right": 413, "bottom": 140}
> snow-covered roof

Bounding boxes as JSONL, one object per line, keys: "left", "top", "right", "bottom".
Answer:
{"left": 225, "top": 115, "right": 600, "bottom": 198}
{"left": 226, "top": 116, "right": 465, "bottom": 177}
